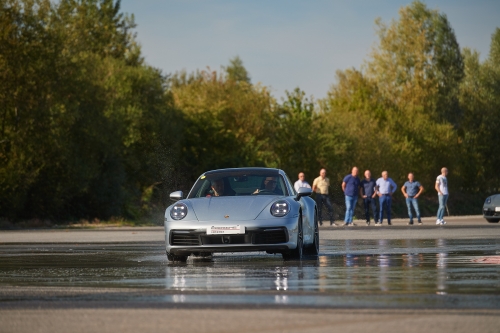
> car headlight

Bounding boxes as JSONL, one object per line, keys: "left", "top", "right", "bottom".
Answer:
{"left": 170, "top": 203, "right": 188, "bottom": 220}
{"left": 485, "top": 197, "right": 491, "bottom": 204}
{"left": 271, "top": 201, "right": 289, "bottom": 217}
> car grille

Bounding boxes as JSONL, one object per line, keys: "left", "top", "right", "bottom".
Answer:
{"left": 201, "top": 234, "right": 248, "bottom": 245}
{"left": 253, "top": 229, "right": 287, "bottom": 244}
{"left": 484, "top": 209, "right": 500, "bottom": 217}
{"left": 170, "top": 232, "right": 200, "bottom": 246}
{"left": 170, "top": 228, "right": 288, "bottom": 246}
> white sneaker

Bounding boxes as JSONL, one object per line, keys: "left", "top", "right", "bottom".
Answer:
{"left": 436, "top": 219, "right": 442, "bottom": 225}
{"left": 441, "top": 220, "right": 446, "bottom": 225}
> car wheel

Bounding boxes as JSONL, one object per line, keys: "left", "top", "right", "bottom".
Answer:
{"left": 166, "top": 252, "right": 188, "bottom": 262}
{"left": 304, "top": 210, "right": 319, "bottom": 256}
{"left": 282, "top": 215, "right": 303, "bottom": 260}
{"left": 486, "top": 218, "right": 500, "bottom": 223}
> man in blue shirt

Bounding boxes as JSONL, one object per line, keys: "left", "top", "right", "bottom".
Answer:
{"left": 342, "top": 167, "right": 361, "bottom": 226}
{"left": 360, "top": 170, "right": 378, "bottom": 226}
{"left": 401, "top": 172, "right": 424, "bottom": 225}
{"left": 376, "top": 171, "right": 397, "bottom": 226}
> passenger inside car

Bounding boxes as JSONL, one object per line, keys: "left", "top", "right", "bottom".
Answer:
{"left": 209, "top": 179, "right": 224, "bottom": 197}
{"left": 205, "top": 178, "right": 236, "bottom": 197}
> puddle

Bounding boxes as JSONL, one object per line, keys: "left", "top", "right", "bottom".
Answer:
{"left": 0, "top": 239, "right": 499, "bottom": 296}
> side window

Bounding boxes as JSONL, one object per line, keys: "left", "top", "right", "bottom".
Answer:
{"left": 283, "top": 173, "right": 296, "bottom": 195}
{"left": 196, "top": 180, "right": 211, "bottom": 198}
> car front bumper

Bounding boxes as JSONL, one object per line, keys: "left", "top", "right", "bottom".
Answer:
{"left": 483, "top": 205, "right": 500, "bottom": 218}
{"left": 165, "top": 217, "right": 299, "bottom": 256}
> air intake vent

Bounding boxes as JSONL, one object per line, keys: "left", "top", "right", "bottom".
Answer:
{"left": 170, "top": 233, "right": 200, "bottom": 246}
{"left": 253, "top": 229, "right": 287, "bottom": 244}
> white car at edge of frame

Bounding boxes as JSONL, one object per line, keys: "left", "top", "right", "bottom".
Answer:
{"left": 483, "top": 194, "right": 500, "bottom": 223}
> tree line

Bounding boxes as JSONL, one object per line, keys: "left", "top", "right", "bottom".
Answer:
{"left": 1, "top": 0, "right": 499, "bottom": 222}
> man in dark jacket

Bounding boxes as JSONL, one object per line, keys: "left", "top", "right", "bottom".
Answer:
{"left": 360, "top": 170, "right": 378, "bottom": 226}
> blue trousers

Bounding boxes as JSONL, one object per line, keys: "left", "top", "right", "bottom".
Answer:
{"left": 379, "top": 195, "right": 392, "bottom": 223}
{"left": 437, "top": 194, "right": 448, "bottom": 220}
{"left": 406, "top": 197, "right": 421, "bottom": 222}
{"left": 344, "top": 195, "right": 358, "bottom": 223}
{"left": 363, "top": 197, "right": 378, "bottom": 222}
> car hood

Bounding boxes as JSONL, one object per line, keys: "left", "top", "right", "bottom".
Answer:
{"left": 488, "top": 194, "right": 500, "bottom": 205}
{"left": 188, "top": 196, "right": 282, "bottom": 221}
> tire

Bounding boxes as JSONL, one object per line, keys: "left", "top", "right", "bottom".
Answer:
{"left": 282, "top": 215, "right": 303, "bottom": 260}
{"left": 486, "top": 218, "right": 500, "bottom": 223}
{"left": 303, "top": 210, "right": 319, "bottom": 256}
{"left": 166, "top": 252, "right": 188, "bottom": 262}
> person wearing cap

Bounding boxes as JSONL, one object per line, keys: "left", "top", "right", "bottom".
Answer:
{"left": 375, "top": 171, "right": 397, "bottom": 226}
{"left": 294, "top": 172, "right": 312, "bottom": 192}
{"left": 401, "top": 172, "right": 424, "bottom": 225}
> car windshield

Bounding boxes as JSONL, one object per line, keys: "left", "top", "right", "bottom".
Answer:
{"left": 187, "top": 170, "right": 288, "bottom": 198}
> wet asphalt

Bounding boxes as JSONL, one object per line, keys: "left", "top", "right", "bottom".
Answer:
{"left": 0, "top": 216, "right": 499, "bottom": 310}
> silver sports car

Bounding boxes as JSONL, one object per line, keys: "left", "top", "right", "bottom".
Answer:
{"left": 483, "top": 194, "right": 500, "bottom": 223}
{"left": 164, "top": 167, "right": 319, "bottom": 261}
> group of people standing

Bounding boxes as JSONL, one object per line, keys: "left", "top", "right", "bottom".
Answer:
{"left": 293, "top": 167, "right": 449, "bottom": 226}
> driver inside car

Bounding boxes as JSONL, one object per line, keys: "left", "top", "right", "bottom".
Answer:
{"left": 253, "top": 176, "right": 282, "bottom": 195}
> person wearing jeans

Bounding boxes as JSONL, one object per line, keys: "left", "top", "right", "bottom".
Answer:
{"left": 376, "top": 171, "right": 397, "bottom": 225}
{"left": 435, "top": 168, "right": 449, "bottom": 225}
{"left": 360, "top": 170, "right": 378, "bottom": 225}
{"left": 344, "top": 195, "right": 358, "bottom": 225}
{"left": 379, "top": 194, "right": 392, "bottom": 225}
{"left": 401, "top": 172, "right": 424, "bottom": 225}
{"left": 342, "top": 167, "right": 361, "bottom": 226}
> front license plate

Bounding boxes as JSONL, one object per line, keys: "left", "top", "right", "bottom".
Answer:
{"left": 495, "top": 207, "right": 500, "bottom": 212}
{"left": 207, "top": 225, "right": 244, "bottom": 235}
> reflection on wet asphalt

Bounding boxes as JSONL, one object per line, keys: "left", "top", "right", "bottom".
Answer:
{"left": 1, "top": 238, "right": 499, "bottom": 298}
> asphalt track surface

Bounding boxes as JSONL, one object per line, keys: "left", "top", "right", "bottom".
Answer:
{"left": 1, "top": 216, "right": 499, "bottom": 333}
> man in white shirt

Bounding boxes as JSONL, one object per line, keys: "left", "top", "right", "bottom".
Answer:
{"left": 294, "top": 172, "right": 311, "bottom": 192}
{"left": 435, "top": 167, "right": 449, "bottom": 225}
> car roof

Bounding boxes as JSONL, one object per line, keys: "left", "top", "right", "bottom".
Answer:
{"left": 203, "top": 167, "right": 283, "bottom": 176}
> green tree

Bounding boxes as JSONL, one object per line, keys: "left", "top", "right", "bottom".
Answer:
{"left": 0, "top": 0, "right": 182, "bottom": 220}
{"left": 367, "top": 0, "right": 463, "bottom": 125}
{"left": 457, "top": 29, "right": 500, "bottom": 191}
{"left": 319, "top": 1, "right": 462, "bottom": 207}
{"left": 225, "top": 56, "right": 251, "bottom": 84}
{"left": 272, "top": 88, "right": 319, "bottom": 179}
{"left": 319, "top": 69, "right": 387, "bottom": 176}
{"left": 169, "top": 68, "right": 274, "bottom": 181}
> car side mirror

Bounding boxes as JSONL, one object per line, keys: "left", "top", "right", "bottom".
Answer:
{"left": 170, "top": 191, "right": 183, "bottom": 201}
{"left": 295, "top": 187, "right": 312, "bottom": 201}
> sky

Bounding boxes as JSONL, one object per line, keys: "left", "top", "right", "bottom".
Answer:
{"left": 120, "top": 0, "right": 500, "bottom": 100}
